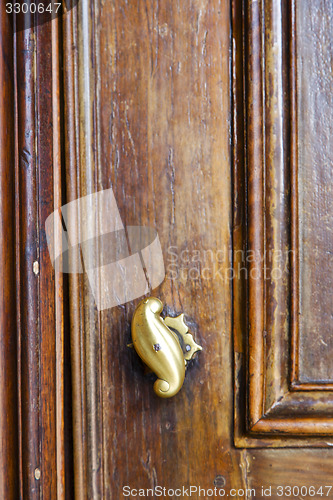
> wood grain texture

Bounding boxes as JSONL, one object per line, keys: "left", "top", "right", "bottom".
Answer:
{"left": 234, "top": 0, "right": 333, "bottom": 444}
{"left": 2, "top": 0, "right": 333, "bottom": 497}
{"left": 63, "top": 0, "right": 104, "bottom": 497}
{"left": 101, "top": 0, "right": 233, "bottom": 492}
{"left": 16, "top": 16, "right": 40, "bottom": 496}
{"left": 11, "top": 9, "right": 68, "bottom": 498}
{"left": 294, "top": 0, "right": 333, "bottom": 385}
{"left": 247, "top": 449, "right": 333, "bottom": 500}
{"left": 57, "top": 0, "right": 333, "bottom": 496}
{"left": 62, "top": 0, "right": 250, "bottom": 497}
{"left": 0, "top": 6, "right": 19, "bottom": 499}
{"left": 36, "top": 14, "right": 66, "bottom": 499}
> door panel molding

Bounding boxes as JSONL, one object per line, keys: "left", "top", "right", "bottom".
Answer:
{"left": 0, "top": 9, "right": 69, "bottom": 497}
{"left": 62, "top": 0, "right": 236, "bottom": 493}
{"left": 0, "top": 7, "right": 19, "bottom": 498}
{"left": 17, "top": 14, "right": 68, "bottom": 497}
{"left": 63, "top": 1, "right": 105, "bottom": 497}
{"left": 233, "top": 0, "right": 333, "bottom": 446}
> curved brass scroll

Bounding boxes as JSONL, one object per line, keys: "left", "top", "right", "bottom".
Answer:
{"left": 131, "top": 297, "right": 202, "bottom": 398}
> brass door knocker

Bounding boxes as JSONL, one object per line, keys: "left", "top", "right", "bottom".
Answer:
{"left": 131, "top": 297, "right": 202, "bottom": 398}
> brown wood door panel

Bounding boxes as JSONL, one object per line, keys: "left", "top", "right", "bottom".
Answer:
{"left": 62, "top": 0, "right": 243, "bottom": 496}
{"left": 293, "top": 0, "right": 333, "bottom": 387}
{"left": 1, "top": 0, "right": 333, "bottom": 497}
{"left": 62, "top": 0, "right": 333, "bottom": 494}
{"left": 0, "top": 6, "right": 19, "bottom": 498}
{"left": 0, "top": 8, "right": 72, "bottom": 498}
{"left": 234, "top": 0, "right": 333, "bottom": 445}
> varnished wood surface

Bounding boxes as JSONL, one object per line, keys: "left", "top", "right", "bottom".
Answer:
{"left": 1, "top": 0, "right": 333, "bottom": 497}
{"left": 101, "top": 0, "right": 233, "bottom": 493}
{"left": 65, "top": 0, "right": 333, "bottom": 496}
{"left": 63, "top": 0, "right": 245, "bottom": 497}
{"left": 63, "top": 0, "right": 102, "bottom": 495}
{"left": 16, "top": 17, "right": 40, "bottom": 497}
{"left": 247, "top": 449, "right": 333, "bottom": 497}
{"left": 234, "top": 0, "right": 333, "bottom": 442}
{"left": 0, "top": 8, "right": 70, "bottom": 499}
{"left": 0, "top": 6, "right": 19, "bottom": 499}
{"left": 296, "top": 0, "right": 333, "bottom": 384}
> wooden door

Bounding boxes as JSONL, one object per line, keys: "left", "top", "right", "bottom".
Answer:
{"left": 1, "top": 0, "right": 333, "bottom": 498}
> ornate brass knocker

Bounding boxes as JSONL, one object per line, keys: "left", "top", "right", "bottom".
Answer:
{"left": 131, "top": 297, "right": 202, "bottom": 398}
